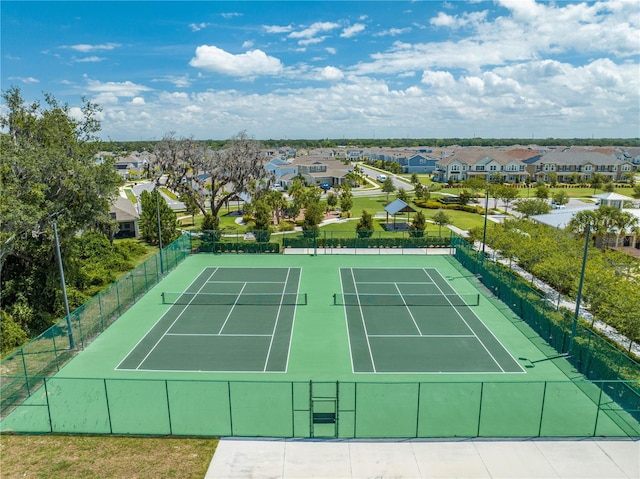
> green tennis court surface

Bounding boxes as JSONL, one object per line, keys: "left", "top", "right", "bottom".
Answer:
{"left": 117, "top": 267, "right": 302, "bottom": 372}
{"left": 2, "top": 255, "right": 638, "bottom": 438}
{"left": 339, "top": 268, "right": 523, "bottom": 373}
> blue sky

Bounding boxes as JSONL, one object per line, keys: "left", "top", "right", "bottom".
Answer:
{"left": 2, "top": 1, "right": 639, "bottom": 140}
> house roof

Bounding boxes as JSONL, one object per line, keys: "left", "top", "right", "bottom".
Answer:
{"left": 384, "top": 199, "right": 416, "bottom": 215}
{"left": 593, "top": 192, "right": 634, "bottom": 201}
{"left": 110, "top": 196, "right": 139, "bottom": 221}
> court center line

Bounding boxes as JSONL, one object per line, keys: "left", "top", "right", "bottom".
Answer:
{"left": 351, "top": 268, "right": 377, "bottom": 373}
{"left": 217, "top": 282, "right": 247, "bottom": 334}
{"left": 263, "top": 267, "right": 291, "bottom": 372}
{"left": 133, "top": 268, "right": 220, "bottom": 370}
{"left": 423, "top": 268, "right": 505, "bottom": 373}
{"left": 394, "top": 282, "right": 423, "bottom": 336}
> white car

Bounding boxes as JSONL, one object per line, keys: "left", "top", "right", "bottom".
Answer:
{"left": 376, "top": 174, "right": 387, "bottom": 182}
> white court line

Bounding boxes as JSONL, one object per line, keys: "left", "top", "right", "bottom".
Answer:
{"left": 423, "top": 268, "right": 505, "bottom": 373}
{"left": 165, "top": 333, "right": 273, "bottom": 337}
{"left": 217, "top": 283, "right": 247, "bottom": 334}
{"left": 262, "top": 268, "right": 292, "bottom": 372}
{"left": 131, "top": 268, "right": 220, "bottom": 370}
{"left": 368, "top": 334, "right": 476, "bottom": 338}
{"left": 394, "top": 282, "right": 423, "bottom": 335}
{"left": 351, "top": 268, "right": 377, "bottom": 373}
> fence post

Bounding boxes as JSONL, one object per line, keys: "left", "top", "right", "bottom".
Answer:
{"left": 165, "top": 380, "right": 173, "bottom": 435}
{"left": 44, "top": 378, "right": 53, "bottom": 432}
{"left": 537, "top": 381, "right": 548, "bottom": 437}
{"left": 20, "top": 349, "right": 30, "bottom": 396}
{"left": 104, "top": 379, "right": 113, "bottom": 434}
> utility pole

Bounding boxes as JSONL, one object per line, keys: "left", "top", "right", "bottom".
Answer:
{"left": 53, "top": 222, "right": 75, "bottom": 349}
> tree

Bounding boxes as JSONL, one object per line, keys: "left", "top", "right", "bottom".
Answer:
{"left": 139, "top": 190, "right": 180, "bottom": 246}
{"left": 1, "top": 87, "right": 122, "bottom": 342}
{"left": 396, "top": 188, "right": 408, "bottom": 202}
{"left": 410, "top": 173, "right": 419, "bottom": 185}
{"left": 413, "top": 182, "right": 426, "bottom": 200}
{"left": 590, "top": 173, "right": 607, "bottom": 193}
{"left": 432, "top": 210, "right": 451, "bottom": 237}
{"left": 547, "top": 171, "right": 558, "bottom": 187}
{"left": 252, "top": 200, "right": 272, "bottom": 242}
{"left": 622, "top": 171, "right": 635, "bottom": 186}
{"left": 326, "top": 192, "right": 338, "bottom": 211}
{"left": 535, "top": 185, "right": 550, "bottom": 200}
{"left": 339, "top": 184, "right": 353, "bottom": 217}
{"left": 409, "top": 211, "right": 426, "bottom": 238}
{"left": 153, "top": 130, "right": 268, "bottom": 220}
{"left": 180, "top": 193, "right": 200, "bottom": 225}
{"left": 513, "top": 198, "right": 552, "bottom": 218}
{"left": 552, "top": 191, "right": 569, "bottom": 207}
{"left": 458, "top": 190, "right": 474, "bottom": 206}
{"left": 382, "top": 176, "right": 395, "bottom": 201}
{"left": 355, "top": 210, "right": 374, "bottom": 238}
{"left": 497, "top": 185, "right": 519, "bottom": 213}
{"left": 462, "top": 178, "right": 486, "bottom": 198}
{"left": 302, "top": 199, "right": 324, "bottom": 238}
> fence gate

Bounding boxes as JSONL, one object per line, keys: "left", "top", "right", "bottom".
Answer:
{"left": 309, "top": 381, "right": 338, "bottom": 438}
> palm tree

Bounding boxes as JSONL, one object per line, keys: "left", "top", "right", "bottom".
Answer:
{"left": 432, "top": 209, "right": 451, "bottom": 237}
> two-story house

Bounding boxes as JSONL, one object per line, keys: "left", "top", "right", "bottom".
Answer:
{"left": 433, "top": 148, "right": 530, "bottom": 183}
{"left": 528, "top": 150, "right": 634, "bottom": 183}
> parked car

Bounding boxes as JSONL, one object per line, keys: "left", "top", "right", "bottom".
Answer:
{"left": 318, "top": 183, "right": 331, "bottom": 191}
{"left": 376, "top": 174, "right": 387, "bottom": 182}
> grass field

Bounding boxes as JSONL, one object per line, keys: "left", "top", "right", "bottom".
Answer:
{"left": 0, "top": 435, "right": 217, "bottom": 479}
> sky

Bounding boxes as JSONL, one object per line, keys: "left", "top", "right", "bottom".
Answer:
{"left": 1, "top": 0, "right": 639, "bottom": 141}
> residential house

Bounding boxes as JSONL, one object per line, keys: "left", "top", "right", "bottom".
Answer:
{"left": 528, "top": 150, "right": 634, "bottom": 184}
{"left": 264, "top": 157, "right": 298, "bottom": 187}
{"left": 285, "top": 155, "right": 352, "bottom": 188}
{"left": 110, "top": 196, "right": 140, "bottom": 238}
{"left": 433, "top": 148, "right": 530, "bottom": 183}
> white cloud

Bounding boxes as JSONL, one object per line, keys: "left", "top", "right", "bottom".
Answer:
{"left": 375, "top": 27, "right": 411, "bottom": 37}
{"left": 326, "top": 47, "right": 337, "bottom": 55}
{"left": 263, "top": 24, "right": 293, "bottom": 34}
{"left": 430, "top": 10, "right": 488, "bottom": 29}
{"left": 84, "top": 78, "right": 152, "bottom": 97}
{"left": 289, "top": 22, "right": 340, "bottom": 44}
{"left": 130, "top": 97, "right": 145, "bottom": 105}
{"left": 221, "top": 12, "right": 242, "bottom": 19}
{"left": 150, "top": 75, "right": 192, "bottom": 88}
{"left": 319, "top": 66, "right": 344, "bottom": 81}
{"left": 242, "top": 40, "right": 254, "bottom": 49}
{"left": 8, "top": 76, "right": 39, "bottom": 84}
{"left": 341, "top": 23, "right": 366, "bottom": 38}
{"left": 189, "top": 22, "right": 209, "bottom": 32}
{"left": 189, "top": 45, "right": 283, "bottom": 76}
{"left": 73, "top": 56, "right": 105, "bottom": 63}
{"left": 62, "top": 43, "right": 120, "bottom": 52}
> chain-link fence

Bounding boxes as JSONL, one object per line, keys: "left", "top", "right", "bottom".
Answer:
{"left": 0, "top": 234, "right": 191, "bottom": 419}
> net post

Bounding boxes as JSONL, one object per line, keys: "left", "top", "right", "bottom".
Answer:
{"left": 333, "top": 293, "right": 337, "bottom": 305}
{"left": 161, "top": 292, "right": 166, "bottom": 304}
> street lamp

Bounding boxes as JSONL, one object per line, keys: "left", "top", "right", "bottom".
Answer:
{"left": 481, "top": 188, "right": 489, "bottom": 263}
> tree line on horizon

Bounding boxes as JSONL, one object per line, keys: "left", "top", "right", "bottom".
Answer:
{"left": 104, "top": 136, "right": 640, "bottom": 153}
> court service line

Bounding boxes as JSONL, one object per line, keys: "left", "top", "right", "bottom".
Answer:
{"left": 131, "top": 268, "right": 220, "bottom": 370}
{"left": 166, "top": 333, "right": 272, "bottom": 337}
{"left": 422, "top": 268, "right": 505, "bottom": 373}
{"left": 282, "top": 268, "right": 303, "bottom": 374}
{"left": 263, "top": 267, "right": 291, "bottom": 372}
{"left": 217, "top": 283, "right": 247, "bottom": 334}
{"left": 351, "top": 268, "right": 377, "bottom": 373}
{"left": 394, "top": 282, "right": 423, "bottom": 335}
{"left": 368, "top": 334, "right": 476, "bottom": 338}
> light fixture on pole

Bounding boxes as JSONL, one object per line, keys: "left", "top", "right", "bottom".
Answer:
{"left": 53, "top": 221, "right": 75, "bottom": 349}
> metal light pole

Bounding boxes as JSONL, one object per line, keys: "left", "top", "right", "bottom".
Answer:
{"left": 570, "top": 223, "right": 590, "bottom": 350}
{"left": 53, "top": 222, "right": 75, "bottom": 349}
{"left": 481, "top": 189, "right": 489, "bottom": 263}
{"left": 155, "top": 187, "right": 164, "bottom": 274}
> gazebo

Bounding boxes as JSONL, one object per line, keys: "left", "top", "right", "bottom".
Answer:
{"left": 383, "top": 199, "right": 417, "bottom": 230}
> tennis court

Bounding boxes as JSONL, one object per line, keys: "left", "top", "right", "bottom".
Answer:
{"left": 117, "top": 267, "right": 303, "bottom": 373}
{"left": 338, "top": 268, "right": 523, "bottom": 373}
{"left": 2, "top": 254, "right": 638, "bottom": 438}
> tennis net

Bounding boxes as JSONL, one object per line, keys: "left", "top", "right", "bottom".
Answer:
{"left": 333, "top": 292, "right": 480, "bottom": 306}
{"left": 162, "top": 291, "right": 308, "bottom": 306}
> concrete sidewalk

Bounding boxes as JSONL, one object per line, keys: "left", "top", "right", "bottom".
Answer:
{"left": 205, "top": 438, "right": 639, "bottom": 478}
